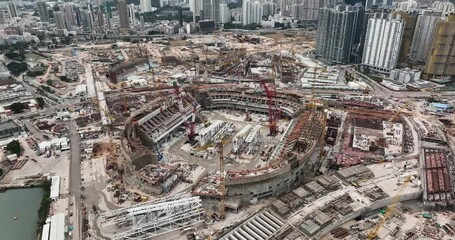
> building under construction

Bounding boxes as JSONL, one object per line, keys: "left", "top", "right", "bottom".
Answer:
{"left": 191, "top": 110, "right": 326, "bottom": 207}
{"left": 120, "top": 85, "right": 325, "bottom": 208}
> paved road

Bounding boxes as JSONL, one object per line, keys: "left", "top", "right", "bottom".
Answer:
{"left": 68, "top": 120, "right": 82, "bottom": 240}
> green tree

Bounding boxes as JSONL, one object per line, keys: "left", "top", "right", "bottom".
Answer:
{"left": 59, "top": 75, "right": 70, "bottom": 82}
{"left": 5, "top": 51, "right": 25, "bottom": 61}
{"left": 46, "top": 79, "right": 53, "bottom": 86}
{"left": 36, "top": 97, "right": 45, "bottom": 108}
{"left": 6, "top": 140, "right": 21, "bottom": 155}
{"left": 9, "top": 102, "right": 27, "bottom": 113}
{"left": 6, "top": 62, "right": 28, "bottom": 76}
{"left": 60, "top": 36, "right": 71, "bottom": 45}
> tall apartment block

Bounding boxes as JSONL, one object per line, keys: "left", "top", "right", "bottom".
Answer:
{"left": 424, "top": 13, "right": 455, "bottom": 79}
{"left": 118, "top": 0, "right": 130, "bottom": 30}
{"left": 37, "top": 1, "right": 50, "bottom": 22}
{"left": 243, "top": 0, "right": 263, "bottom": 25}
{"left": 316, "top": 4, "right": 363, "bottom": 64}
{"left": 409, "top": 10, "right": 441, "bottom": 62}
{"left": 395, "top": 11, "right": 417, "bottom": 63}
{"left": 362, "top": 13, "right": 405, "bottom": 73}
{"left": 8, "top": 2, "right": 18, "bottom": 18}
{"left": 54, "top": 11, "right": 67, "bottom": 30}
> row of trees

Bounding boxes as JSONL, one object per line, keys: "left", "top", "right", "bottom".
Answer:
{"left": 9, "top": 97, "right": 44, "bottom": 113}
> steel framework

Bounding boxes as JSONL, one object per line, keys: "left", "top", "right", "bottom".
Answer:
{"left": 100, "top": 194, "right": 204, "bottom": 239}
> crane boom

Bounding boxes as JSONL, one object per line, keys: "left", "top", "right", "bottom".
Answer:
{"left": 260, "top": 80, "right": 278, "bottom": 136}
{"left": 367, "top": 175, "right": 412, "bottom": 239}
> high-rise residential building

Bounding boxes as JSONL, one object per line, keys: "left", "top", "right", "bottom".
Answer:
{"left": 291, "top": 0, "right": 319, "bottom": 21}
{"left": 202, "top": 0, "right": 215, "bottom": 21}
{"left": 395, "top": 0, "right": 418, "bottom": 11}
{"left": 190, "top": 0, "right": 203, "bottom": 16}
{"left": 214, "top": 0, "right": 221, "bottom": 22}
{"left": 140, "top": 0, "right": 152, "bottom": 12}
{"left": 219, "top": 3, "right": 230, "bottom": 23}
{"left": 63, "top": 3, "right": 75, "bottom": 29}
{"left": 362, "top": 13, "right": 405, "bottom": 73}
{"left": 93, "top": 0, "right": 104, "bottom": 6}
{"left": 128, "top": 4, "right": 136, "bottom": 27}
{"left": 290, "top": 0, "right": 339, "bottom": 21}
{"left": 316, "top": 4, "right": 364, "bottom": 64}
{"left": 409, "top": 10, "right": 441, "bottom": 62}
{"left": 104, "top": 1, "right": 113, "bottom": 18}
{"left": 8, "top": 2, "right": 18, "bottom": 18}
{"left": 37, "top": 1, "right": 50, "bottom": 22}
{"left": 0, "top": 10, "right": 5, "bottom": 24}
{"left": 395, "top": 11, "right": 417, "bottom": 63}
{"left": 87, "top": 3, "right": 96, "bottom": 28}
{"left": 81, "top": 10, "right": 93, "bottom": 30}
{"left": 118, "top": 0, "right": 130, "bottom": 29}
{"left": 263, "top": 2, "right": 277, "bottom": 17}
{"left": 96, "top": 9, "right": 105, "bottom": 28}
{"left": 190, "top": 0, "right": 203, "bottom": 24}
{"left": 140, "top": 15, "right": 145, "bottom": 29}
{"left": 432, "top": 1, "right": 454, "bottom": 16}
{"left": 243, "top": 0, "right": 263, "bottom": 25}
{"left": 424, "top": 13, "right": 455, "bottom": 78}
{"left": 75, "top": 8, "right": 82, "bottom": 26}
{"left": 106, "top": 13, "right": 112, "bottom": 29}
{"left": 365, "top": 0, "right": 394, "bottom": 9}
{"left": 54, "top": 11, "right": 66, "bottom": 30}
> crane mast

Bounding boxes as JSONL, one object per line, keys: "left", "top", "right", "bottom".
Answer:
{"left": 173, "top": 82, "right": 195, "bottom": 142}
{"left": 218, "top": 141, "right": 225, "bottom": 219}
{"left": 260, "top": 80, "right": 279, "bottom": 136}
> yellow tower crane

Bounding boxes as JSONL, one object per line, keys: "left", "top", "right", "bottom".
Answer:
{"left": 367, "top": 175, "right": 412, "bottom": 239}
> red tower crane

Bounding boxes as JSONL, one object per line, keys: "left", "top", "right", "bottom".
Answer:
{"left": 173, "top": 82, "right": 196, "bottom": 142}
{"left": 260, "top": 80, "right": 280, "bottom": 136}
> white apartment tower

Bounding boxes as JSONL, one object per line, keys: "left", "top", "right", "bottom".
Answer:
{"left": 54, "top": 11, "right": 67, "bottom": 30}
{"left": 219, "top": 3, "right": 230, "bottom": 23}
{"left": 362, "top": 13, "right": 405, "bottom": 73}
{"left": 243, "top": 0, "right": 263, "bottom": 25}
{"left": 263, "top": 2, "right": 277, "bottom": 17}
{"left": 409, "top": 10, "right": 441, "bottom": 62}
{"left": 63, "top": 3, "right": 75, "bottom": 29}
{"left": 432, "top": 1, "right": 454, "bottom": 16}
{"left": 8, "top": 2, "right": 18, "bottom": 18}
{"left": 190, "top": 0, "right": 203, "bottom": 16}
{"left": 140, "top": 0, "right": 152, "bottom": 13}
{"left": 128, "top": 4, "right": 136, "bottom": 27}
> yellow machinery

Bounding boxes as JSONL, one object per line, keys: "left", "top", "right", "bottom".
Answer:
{"left": 367, "top": 175, "right": 412, "bottom": 239}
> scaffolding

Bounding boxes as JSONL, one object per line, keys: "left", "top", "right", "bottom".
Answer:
{"left": 100, "top": 194, "right": 204, "bottom": 239}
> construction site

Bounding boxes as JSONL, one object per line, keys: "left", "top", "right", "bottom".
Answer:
{"left": 57, "top": 32, "right": 455, "bottom": 240}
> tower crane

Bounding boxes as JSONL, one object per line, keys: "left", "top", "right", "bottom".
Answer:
{"left": 367, "top": 175, "right": 412, "bottom": 239}
{"left": 260, "top": 80, "right": 280, "bottom": 136}
{"left": 172, "top": 81, "right": 196, "bottom": 142}
{"left": 217, "top": 140, "right": 226, "bottom": 219}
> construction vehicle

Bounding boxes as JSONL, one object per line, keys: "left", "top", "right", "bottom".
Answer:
{"left": 260, "top": 80, "right": 280, "bottom": 136}
{"left": 367, "top": 175, "right": 412, "bottom": 239}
